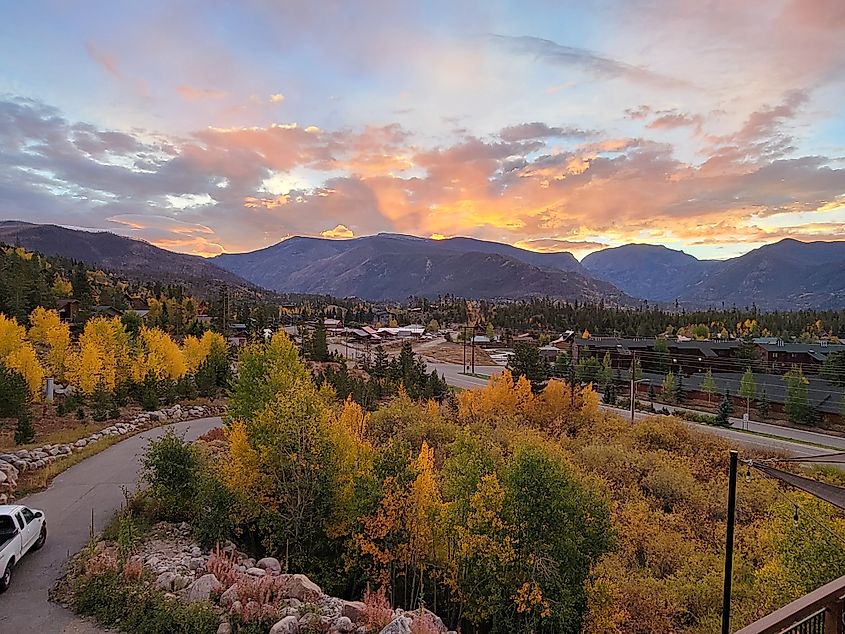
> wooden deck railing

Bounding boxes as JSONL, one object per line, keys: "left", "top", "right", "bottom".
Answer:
{"left": 735, "top": 575, "right": 845, "bottom": 634}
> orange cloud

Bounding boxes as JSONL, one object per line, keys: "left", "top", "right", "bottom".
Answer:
{"left": 320, "top": 224, "right": 354, "bottom": 239}
{"left": 177, "top": 85, "right": 228, "bottom": 101}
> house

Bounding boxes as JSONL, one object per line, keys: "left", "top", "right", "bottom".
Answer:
{"left": 92, "top": 305, "right": 123, "bottom": 317}
{"left": 539, "top": 345, "right": 562, "bottom": 362}
{"left": 55, "top": 298, "right": 79, "bottom": 321}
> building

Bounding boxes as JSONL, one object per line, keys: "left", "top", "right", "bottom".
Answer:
{"left": 571, "top": 336, "right": 742, "bottom": 374}
{"left": 756, "top": 340, "right": 845, "bottom": 373}
{"left": 55, "top": 298, "right": 79, "bottom": 321}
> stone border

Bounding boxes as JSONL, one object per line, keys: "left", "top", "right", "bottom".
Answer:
{"left": 0, "top": 403, "right": 226, "bottom": 503}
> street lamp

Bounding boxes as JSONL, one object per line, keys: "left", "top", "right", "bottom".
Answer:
{"left": 631, "top": 378, "right": 650, "bottom": 421}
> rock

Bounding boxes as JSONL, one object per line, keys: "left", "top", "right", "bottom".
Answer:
{"left": 341, "top": 600, "right": 367, "bottom": 622}
{"left": 155, "top": 571, "right": 178, "bottom": 591}
{"left": 334, "top": 616, "right": 355, "bottom": 633}
{"left": 246, "top": 567, "right": 266, "bottom": 577}
{"left": 408, "top": 609, "right": 446, "bottom": 633}
{"left": 217, "top": 624, "right": 232, "bottom": 634}
{"left": 257, "top": 556, "right": 282, "bottom": 574}
{"left": 284, "top": 573, "right": 322, "bottom": 602}
{"left": 378, "top": 617, "right": 412, "bottom": 634}
{"left": 189, "top": 557, "right": 205, "bottom": 571}
{"left": 220, "top": 584, "right": 239, "bottom": 608}
{"left": 270, "top": 615, "right": 300, "bottom": 634}
{"left": 190, "top": 546, "right": 202, "bottom": 557}
{"left": 183, "top": 573, "right": 220, "bottom": 603}
{"left": 173, "top": 575, "right": 193, "bottom": 591}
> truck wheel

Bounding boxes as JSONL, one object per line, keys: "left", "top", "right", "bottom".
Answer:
{"left": 33, "top": 525, "right": 47, "bottom": 550}
{"left": 0, "top": 561, "right": 12, "bottom": 592}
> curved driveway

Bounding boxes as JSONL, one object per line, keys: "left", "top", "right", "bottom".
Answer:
{"left": 0, "top": 417, "right": 222, "bottom": 633}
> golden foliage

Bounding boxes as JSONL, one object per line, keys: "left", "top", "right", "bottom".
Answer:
{"left": 66, "top": 317, "right": 131, "bottom": 393}
{"left": 28, "top": 307, "right": 70, "bottom": 379}
{"left": 5, "top": 342, "right": 44, "bottom": 399}
{"left": 130, "top": 326, "right": 186, "bottom": 382}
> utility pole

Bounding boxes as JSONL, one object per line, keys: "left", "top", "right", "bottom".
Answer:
{"left": 721, "top": 450, "right": 738, "bottom": 634}
{"left": 462, "top": 323, "right": 467, "bottom": 372}
{"left": 630, "top": 353, "right": 636, "bottom": 422}
{"left": 471, "top": 324, "right": 476, "bottom": 375}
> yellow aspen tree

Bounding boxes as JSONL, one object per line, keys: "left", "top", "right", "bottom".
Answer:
{"left": 5, "top": 343, "right": 45, "bottom": 400}
{"left": 28, "top": 307, "right": 70, "bottom": 380}
{"left": 0, "top": 313, "right": 26, "bottom": 358}
{"left": 66, "top": 317, "right": 131, "bottom": 393}
{"left": 131, "top": 327, "right": 186, "bottom": 382}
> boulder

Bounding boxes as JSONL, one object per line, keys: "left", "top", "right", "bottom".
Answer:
{"left": 378, "top": 617, "right": 412, "bottom": 634}
{"left": 154, "top": 571, "right": 178, "bottom": 591}
{"left": 334, "top": 616, "right": 355, "bottom": 633}
{"left": 341, "top": 600, "right": 367, "bottom": 622}
{"left": 284, "top": 573, "right": 322, "bottom": 602}
{"left": 246, "top": 567, "right": 266, "bottom": 577}
{"left": 257, "top": 556, "right": 282, "bottom": 574}
{"left": 183, "top": 573, "right": 220, "bottom": 603}
{"left": 220, "top": 584, "right": 239, "bottom": 608}
{"left": 217, "top": 623, "right": 233, "bottom": 634}
{"left": 270, "top": 615, "right": 300, "bottom": 634}
{"left": 408, "top": 609, "right": 447, "bottom": 633}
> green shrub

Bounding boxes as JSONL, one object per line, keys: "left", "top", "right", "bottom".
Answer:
{"left": 193, "top": 472, "right": 235, "bottom": 547}
{"left": 142, "top": 430, "right": 200, "bottom": 521}
{"left": 73, "top": 571, "right": 219, "bottom": 634}
{"left": 91, "top": 382, "right": 113, "bottom": 422}
{"left": 14, "top": 409, "right": 35, "bottom": 444}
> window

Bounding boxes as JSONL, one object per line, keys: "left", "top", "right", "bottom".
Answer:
{"left": 15, "top": 514, "right": 24, "bottom": 530}
{"left": 21, "top": 508, "right": 35, "bottom": 524}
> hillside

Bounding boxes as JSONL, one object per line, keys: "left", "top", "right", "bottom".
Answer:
{"left": 0, "top": 221, "right": 252, "bottom": 292}
{"left": 213, "top": 233, "right": 627, "bottom": 301}
{"left": 582, "top": 239, "right": 845, "bottom": 309}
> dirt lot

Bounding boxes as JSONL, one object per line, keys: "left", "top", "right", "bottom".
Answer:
{"left": 414, "top": 339, "right": 495, "bottom": 365}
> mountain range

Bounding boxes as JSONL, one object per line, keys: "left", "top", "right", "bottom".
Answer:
{"left": 581, "top": 239, "right": 845, "bottom": 310}
{"left": 2, "top": 220, "right": 845, "bottom": 309}
{"left": 212, "top": 233, "right": 624, "bottom": 303}
{"left": 0, "top": 221, "right": 251, "bottom": 292}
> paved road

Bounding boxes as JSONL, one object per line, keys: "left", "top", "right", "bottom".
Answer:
{"left": 0, "top": 417, "right": 222, "bottom": 633}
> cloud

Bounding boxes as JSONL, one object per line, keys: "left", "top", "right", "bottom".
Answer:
{"left": 84, "top": 41, "right": 120, "bottom": 76}
{"left": 646, "top": 110, "right": 703, "bottom": 132}
{"left": 320, "top": 224, "right": 354, "bottom": 239}
{"left": 269, "top": 93, "right": 285, "bottom": 104}
{"left": 176, "top": 85, "right": 228, "bottom": 101}
{"left": 499, "top": 122, "right": 594, "bottom": 142}
{"left": 2, "top": 95, "right": 845, "bottom": 260}
{"left": 491, "top": 34, "right": 693, "bottom": 89}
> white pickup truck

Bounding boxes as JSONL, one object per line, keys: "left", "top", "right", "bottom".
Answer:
{"left": 0, "top": 504, "right": 47, "bottom": 591}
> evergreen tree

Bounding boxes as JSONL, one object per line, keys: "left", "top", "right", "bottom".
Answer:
{"left": 648, "top": 383, "right": 656, "bottom": 406}
{"left": 311, "top": 320, "right": 329, "bottom": 362}
{"left": 508, "top": 342, "right": 547, "bottom": 392}
{"left": 716, "top": 390, "right": 734, "bottom": 427}
{"left": 673, "top": 372, "right": 685, "bottom": 404}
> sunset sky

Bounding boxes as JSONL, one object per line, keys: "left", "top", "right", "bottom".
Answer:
{"left": 2, "top": 0, "right": 845, "bottom": 259}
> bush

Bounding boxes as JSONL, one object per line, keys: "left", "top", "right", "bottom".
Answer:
{"left": 136, "top": 374, "right": 161, "bottom": 411}
{"left": 14, "top": 409, "right": 35, "bottom": 444}
{"left": 91, "top": 382, "right": 113, "bottom": 422}
{"left": 73, "top": 571, "right": 219, "bottom": 634}
{"left": 142, "top": 431, "right": 200, "bottom": 521}
{"left": 0, "top": 366, "right": 28, "bottom": 418}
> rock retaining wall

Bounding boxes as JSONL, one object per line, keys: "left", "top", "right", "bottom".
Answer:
{"left": 0, "top": 403, "right": 225, "bottom": 503}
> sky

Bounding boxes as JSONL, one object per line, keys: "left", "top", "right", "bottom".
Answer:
{"left": 1, "top": 0, "right": 845, "bottom": 260}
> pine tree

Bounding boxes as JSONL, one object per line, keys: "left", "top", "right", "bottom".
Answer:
{"left": 14, "top": 409, "right": 34, "bottom": 445}
{"left": 716, "top": 390, "right": 734, "bottom": 427}
{"left": 673, "top": 373, "right": 685, "bottom": 404}
{"left": 739, "top": 367, "right": 756, "bottom": 419}
{"left": 311, "top": 320, "right": 329, "bottom": 362}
